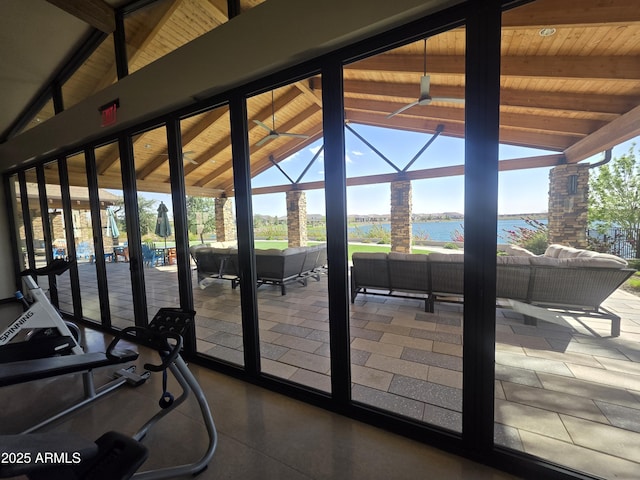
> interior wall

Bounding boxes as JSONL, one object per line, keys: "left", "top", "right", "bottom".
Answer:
{"left": 0, "top": 0, "right": 462, "bottom": 170}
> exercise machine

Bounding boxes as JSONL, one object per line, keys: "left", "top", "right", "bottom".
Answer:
{"left": 0, "top": 259, "right": 148, "bottom": 433}
{"left": 0, "top": 308, "right": 218, "bottom": 480}
{"left": 0, "top": 259, "right": 83, "bottom": 362}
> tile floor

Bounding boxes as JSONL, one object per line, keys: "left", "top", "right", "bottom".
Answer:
{"left": 37, "top": 261, "right": 640, "bottom": 478}
{"left": 1, "top": 323, "right": 519, "bottom": 480}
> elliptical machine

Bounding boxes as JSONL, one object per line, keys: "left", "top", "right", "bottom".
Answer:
{"left": 0, "top": 308, "right": 218, "bottom": 480}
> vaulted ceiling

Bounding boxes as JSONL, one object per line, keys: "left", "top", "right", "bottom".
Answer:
{"left": 4, "top": 0, "right": 640, "bottom": 197}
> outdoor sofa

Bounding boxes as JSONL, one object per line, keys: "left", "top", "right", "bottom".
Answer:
{"left": 189, "top": 243, "right": 327, "bottom": 294}
{"left": 350, "top": 244, "right": 635, "bottom": 336}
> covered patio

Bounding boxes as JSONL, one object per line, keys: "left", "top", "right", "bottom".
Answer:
{"left": 53, "top": 260, "right": 640, "bottom": 479}
{"left": 3, "top": 1, "right": 640, "bottom": 479}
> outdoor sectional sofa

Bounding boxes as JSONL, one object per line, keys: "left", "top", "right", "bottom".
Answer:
{"left": 189, "top": 243, "right": 327, "bottom": 295}
{"left": 350, "top": 244, "right": 635, "bottom": 336}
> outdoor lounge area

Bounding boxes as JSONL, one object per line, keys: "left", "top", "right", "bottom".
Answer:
{"left": 350, "top": 245, "right": 635, "bottom": 336}
{"left": 51, "top": 260, "right": 640, "bottom": 479}
{"left": 2, "top": 0, "right": 640, "bottom": 479}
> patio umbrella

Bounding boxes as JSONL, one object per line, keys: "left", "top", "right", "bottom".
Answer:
{"left": 155, "top": 201, "right": 172, "bottom": 248}
{"left": 106, "top": 206, "right": 119, "bottom": 240}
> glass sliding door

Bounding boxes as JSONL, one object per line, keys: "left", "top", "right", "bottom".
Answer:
{"left": 130, "top": 126, "right": 180, "bottom": 323}
{"left": 344, "top": 29, "right": 465, "bottom": 429}
{"left": 493, "top": 3, "right": 640, "bottom": 478}
{"left": 93, "top": 141, "right": 134, "bottom": 329}
{"left": 178, "top": 105, "right": 246, "bottom": 366}
{"left": 42, "top": 161, "right": 73, "bottom": 312}
{"left": 62, "top": 152, "right": 101, "bottom": 324}
{"left": 247, "top": 79, "right": 329, "bottom": 391}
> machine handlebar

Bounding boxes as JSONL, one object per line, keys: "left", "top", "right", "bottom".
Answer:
{"left": 107, "top": 326, "right": 183, "bottom": 372}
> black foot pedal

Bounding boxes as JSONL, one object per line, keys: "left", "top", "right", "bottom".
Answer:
{"left": 113, "top": 365, "right": 150, "bottom": 387}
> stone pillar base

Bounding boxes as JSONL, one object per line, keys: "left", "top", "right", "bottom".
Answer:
{"left": 286, "top": 191, "right": 307, "bottom": 247}
{"left": 548, "top": 164, "right": 589, "bottom": 248}
{"left": 215, "top": 197, "right": 236, "bottom": 242}
{"left": 390, "top": 180, "right": 412, "bottom": 253}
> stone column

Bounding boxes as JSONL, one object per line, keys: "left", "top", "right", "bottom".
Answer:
{"left": 548, "top": 163, "right": 589, "bottom": 248}
{"left": 390, "top": 180, "right": 412, "bottom": 253}
{"left": 286, "top": 190, "right": 307, "bottom": 247}
{"left": 215, "top": 196, "right": 236, "bottom": 242}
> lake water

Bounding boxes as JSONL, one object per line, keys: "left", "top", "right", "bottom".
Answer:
{"left": 349, "top": 218, "right": 547, "bottom": 243}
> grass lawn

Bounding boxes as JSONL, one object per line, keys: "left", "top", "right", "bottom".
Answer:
{"left": 254, "top": 240, "right": 430, "bottom": 259}
{"left": 624, "top": 272, "right": 640, "bottom": 294}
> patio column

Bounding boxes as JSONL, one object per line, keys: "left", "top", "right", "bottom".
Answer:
{"left": 286, "top": 190, "right": 307, "bottom": 247}
{"left": 214, "top": 196, "right": 236, "bottom": 242}
{"left": 390, "top": 179, "right": 412, "bottom": 253}
{"left": 548, "top": 163, "right": 589, "bottom": 248}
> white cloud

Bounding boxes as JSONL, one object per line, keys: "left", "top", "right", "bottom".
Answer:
{"left": 351, "top": 150, "right": 364, "bottom": 156}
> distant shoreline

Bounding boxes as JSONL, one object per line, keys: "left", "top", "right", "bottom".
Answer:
{"left": 348, "top": 213, "right": 547, "bottom": 226}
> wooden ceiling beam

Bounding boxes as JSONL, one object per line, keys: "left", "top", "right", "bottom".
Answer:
{"left": 202, "top": 0, "right": 230, "bottom": 25}
{"left": 502, "top": 0, "right": 640, "bottom": 28}
{"left": 180, "top": 88, "right": 306, "bottom": 178}
{"left": 137, "top": 107, "right": 228, "bottom": 180}
{"left": 338, "top": 80, "right": 638, "bottom": 116}
{"left": 294, "top": 79, "right": 322, "bottom": 107}
{"left": 198, "top": 106, "right": 322, "bottom": 189}
{"left": 346, "top": 110, "right": 575, "bottom": 151}
{"left": 46, "top": 0, "right": 115, "bottom": 33}
{"left": 96, "top": 135, "right": 150, "bottom": 175}
{"left": 250, "top": 154, "right": 565, "bottom": 196}
{"left": 239, "top": 128, "right": 325, "bottom": 190}
{"left": 93, "top": 0, "right": 182, "bottom": 93}
{"left": 344, "top": 97, "right": 605, "bottom": 137}
{"left": 564, "top": 103, "right": 640, "bottom": 163}
{"left": 347, "top": 54, "right": 640, "bottom": 81}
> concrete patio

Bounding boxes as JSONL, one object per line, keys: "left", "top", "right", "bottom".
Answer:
{"left": 54, "top": 260, "right": 640, "bottom": 479}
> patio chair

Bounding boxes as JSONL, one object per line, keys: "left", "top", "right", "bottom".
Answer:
{"left": 141, "top": 244, "right": 159, "bottom": 267}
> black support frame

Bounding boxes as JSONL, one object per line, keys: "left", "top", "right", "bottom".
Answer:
{"left": 462, "top": 0, "right": 501, "bottom": 456}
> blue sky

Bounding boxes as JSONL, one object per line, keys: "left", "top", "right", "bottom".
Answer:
{"left": 136, "top": 126, "right": 638, "bottom": 219}
{"left": 250, "top": 125, "right": 639, "bottom": 218}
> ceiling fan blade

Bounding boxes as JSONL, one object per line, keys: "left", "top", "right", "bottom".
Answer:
{"left": 256, "top": 134, "right": 277, "bottom": 147}
{"left": 253, "top": 119, "right": 272, "bottom": 131}
{"left": 278, "top": 132, "right": 310, "bottom": 139}
{"left": 386, "top": 100, "right": 420, "bottom": 119}
{"left": 431, "top": 97, "right": 465, "bottom": 104}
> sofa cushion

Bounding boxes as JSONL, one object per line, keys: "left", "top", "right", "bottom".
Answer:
{"left": 388, "top": 252, "right": 428, "bottom": 262}
{"left": 283, "top": 247, "right": 306, "bottom": 255}
{"left": 504, "top": 245, "right": 536, "bottom": 256}
{"left": 256, "top": 248, "right": 283, "bottom": 256}
{"left": 353, "top": 252, "right": 388, "bottom": 260}
{"left": 428, "top": 253, "right": 464, "bottom": 263}
{"left": 530, "top": 255, "right": 627, "bottom": 268}
{"left": 557, "top": 247, "right": 583, "bottom": 258}
{"left": 560, "top": 257, "right": 628, "bottom": 268}
{"left": 497, "top": 255, "right": 532, "bottom": 265}
{"left": 544, "top": 244, "right": 566, "bottom": 258}
{"left": 529, "top": 256, "right": 562, "bottom": 266}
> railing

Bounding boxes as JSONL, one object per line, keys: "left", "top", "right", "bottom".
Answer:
{"left": 587, "top": 228, "right": 640, "bottom": 259}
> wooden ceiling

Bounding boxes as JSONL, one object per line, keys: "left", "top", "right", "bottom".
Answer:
{"left": 52, "top": 0, "right": 640, "bottom": 197}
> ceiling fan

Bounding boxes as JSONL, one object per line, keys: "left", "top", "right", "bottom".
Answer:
{"left": 160, "top": 150, "right": 198, "bottom": 164}
{"left": 386, "top": 39, "right": 465, "bottom": 119}
{"left": 253, "top": 91, "right": 310, "bottom": 146}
